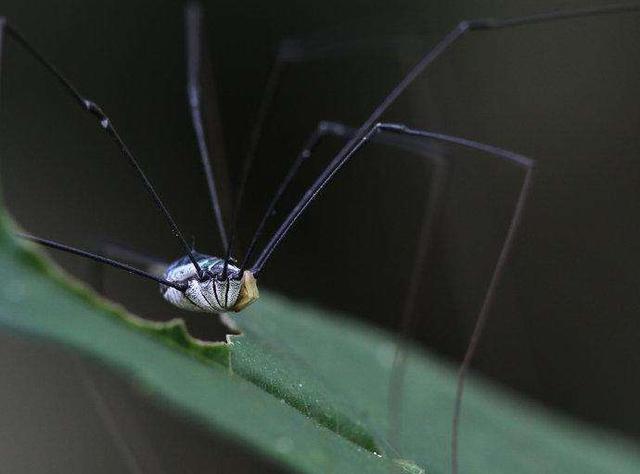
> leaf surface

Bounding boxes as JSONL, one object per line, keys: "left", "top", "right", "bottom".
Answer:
{"left": 0, "top": 213, "right": 637, "bottom": 473}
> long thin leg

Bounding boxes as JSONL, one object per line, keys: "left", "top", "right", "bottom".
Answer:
{"left": 241, "top": 123, "right": 449, "bottom": 455}
{"left": 312, "top": 124, "right": 451, "bottom": 454}
{"left": 72, "top": 358, "right": 147, "bottom": 474}
{"left": 239, "top": 119, "right": 450, "bottom": 456}
{"left": 98, "top": 242, "right": 168, "bottom": 272}
{"left": 253, "top": 122, "right": 528, "bottom": 466}
{"left": 185, "top": 2, "right": 230, "bottom": 251}
{"left": 235, "top": 34, "right": 432, "bottom": 272}
{"left": 18, "top": 233, "right": 185, "bottom": 291}
{"left": 90, "top": 242, "right": 168, "bottom": 294}
{"left": 253, "top": 2, "right": 638, "bottom": 274}
{"left": 248, "top": 10, "right": 639, "bottom": 466}
{"left": 233, "top": 34, "right": 451, "bottom": 455}
{"left": 375, "top": 126, "right": 534, "bottom": 474}
{"left": 221, "top": 60, "right": 284, "bottom": 277}
{"left": 239, "top": 121, "right": 330, "bottom": 272}
{"left": 0, "top": 20, "right": 204, "bottom": 278}
{"left": 385, "top": 147, "right": 448, "bottom": 454}
{"left": 252, "top": 122, "right": 533, "bottom": 273}
{"left": 221, "top": 21, "right": 409, "bottom": 274}
{"left": 252, "top": 122, "right": 535, "bottom": 473}
{"left": 451, "top": 172, "right": 533, "bottom": 474}
{"left": 240, "top": 120, "right": 446, "bottom": 272}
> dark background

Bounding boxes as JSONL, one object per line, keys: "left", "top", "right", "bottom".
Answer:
{"left": 0, "top": 0, "right": 639, "bottom": 472}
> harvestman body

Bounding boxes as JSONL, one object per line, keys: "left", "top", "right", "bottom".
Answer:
{"left": 2, "top": 3, "right": 639, "bottom": 474}
{"left": 161, "top": 253, "right": 258, "bottom": 313}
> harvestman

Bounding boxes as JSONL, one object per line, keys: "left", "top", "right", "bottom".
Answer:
{"left": 1, "top": 3, "right": 638, "bottom": 473}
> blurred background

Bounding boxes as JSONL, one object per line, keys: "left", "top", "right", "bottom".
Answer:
{"left": 0, "top": 0, "right": 639, "bottom": 471}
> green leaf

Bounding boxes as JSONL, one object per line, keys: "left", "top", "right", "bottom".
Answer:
{"left": 0, "top": 210, "right": 638, "bottom": 473}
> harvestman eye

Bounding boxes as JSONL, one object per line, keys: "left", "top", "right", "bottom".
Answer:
{"left": 2, "top": 3, "right": 639, "bottom": 473}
